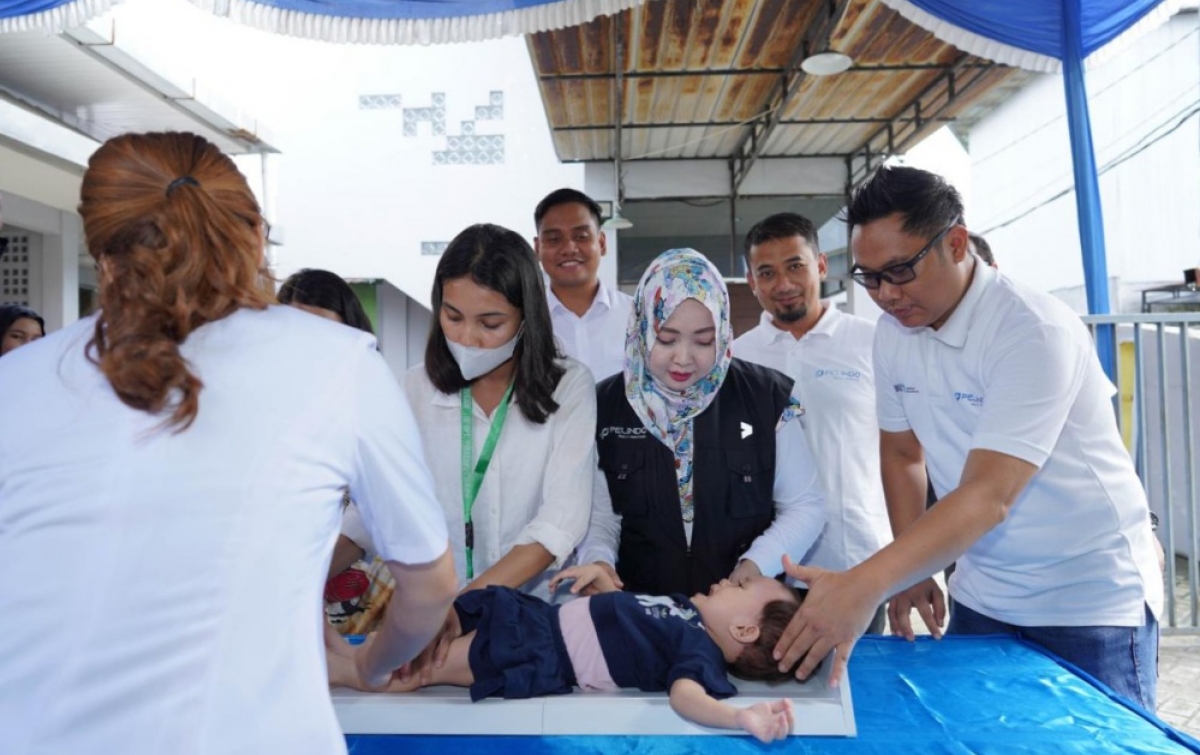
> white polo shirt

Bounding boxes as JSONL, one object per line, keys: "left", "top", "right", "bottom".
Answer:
{"left": 402, "top": 358, "right": 597, "bottom": 600}
{"left": 733, "top": 306, "right": 892, "bottom": 571}
{"left": 875, "top": 264, "right": 1163, "bottom": 627}
{"left": 546, "top": 280, "right": 633, "bottom": 382}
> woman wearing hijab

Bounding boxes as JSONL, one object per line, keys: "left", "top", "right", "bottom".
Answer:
{"left": 557, "top": 249, "right": 826, "bottom": 597}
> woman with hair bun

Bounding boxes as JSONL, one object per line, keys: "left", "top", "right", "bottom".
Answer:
{"left": 0, "top": 132, "right": 456, "bottom": 754}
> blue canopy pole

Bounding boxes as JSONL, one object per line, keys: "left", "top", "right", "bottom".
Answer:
{"left": 1061, "top": 0, "right": 1116, "bottom": 379}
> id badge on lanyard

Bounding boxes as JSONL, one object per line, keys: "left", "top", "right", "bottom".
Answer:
{"left": 460, "top": 383, "right": 514, "bottom": 579}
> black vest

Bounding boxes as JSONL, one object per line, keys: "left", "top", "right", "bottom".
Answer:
{"left": 595, "top": 359, "right": 794, "bottom": 596}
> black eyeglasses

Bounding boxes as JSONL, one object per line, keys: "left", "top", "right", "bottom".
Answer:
{"left": 851, "top": 220, "right": 958, "bottom": 290}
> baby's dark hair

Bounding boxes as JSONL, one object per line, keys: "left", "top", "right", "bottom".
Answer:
{"left": 729, "top": 585, "right": 806, "bottom": 682}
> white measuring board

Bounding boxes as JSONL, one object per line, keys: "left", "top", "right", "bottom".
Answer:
{"left": 333, "top": 655, "right": 855, "bottom": 737}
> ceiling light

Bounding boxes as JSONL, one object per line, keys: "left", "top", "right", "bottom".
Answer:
{"left": 601, "top": 212, "right": 633, "bottom": 231}
{"left": 801, "top": 51, "right": 853, "bottom": 76}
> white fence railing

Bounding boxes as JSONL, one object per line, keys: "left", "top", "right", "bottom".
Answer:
{"left": 1084, "top": 314, "right": 1200, "bottom": 634}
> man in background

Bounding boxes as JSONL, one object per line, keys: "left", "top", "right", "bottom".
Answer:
{"left": 534, "top": 188, "right": 633, "bottom": 382}
{"left": 732, "top": 212, "right": 892, "bottom": 633}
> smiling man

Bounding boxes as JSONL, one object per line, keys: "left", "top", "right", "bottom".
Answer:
{"left": 774, "top": 166, "right": 1163, "bottom": 712}
{"left": 534, "top": 188, "right": 633, "bottom": 381}
{"left": 732, "top": 213, "right": 891, "bottom": 633}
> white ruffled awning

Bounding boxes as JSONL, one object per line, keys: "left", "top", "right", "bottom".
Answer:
{"left": 0, "top": 0, "right": 647, "bottom": 44}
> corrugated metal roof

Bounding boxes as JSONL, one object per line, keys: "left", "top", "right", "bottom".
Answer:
{"left": 528, "top": 0, "right": 1026, "bottom": 171}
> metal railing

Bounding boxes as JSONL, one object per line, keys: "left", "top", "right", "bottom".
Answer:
{"left": 1084, "top": 313, "right": 1200, "bottom": 634}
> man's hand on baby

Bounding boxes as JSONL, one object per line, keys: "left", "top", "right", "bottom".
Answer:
{"left": 549, "top": 562, "right": 624, "bottom": 595}
{"left": 735, "top": 698, "right": 794, "bottom": 743}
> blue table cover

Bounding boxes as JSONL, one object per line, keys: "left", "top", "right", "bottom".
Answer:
{"left": 345, "top": 635, "right": 1200, "bottom": 754}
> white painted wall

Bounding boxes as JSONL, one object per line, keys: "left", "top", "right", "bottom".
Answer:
{"left": 968, "top": 11, "right": 1200, "bottom": 309}
{"left": 374, "top": 280, "right": 432, "bottom": 378}
{"left": 0, "top": 144, "right": 85, "bottom": 216}
{"left": 105, "top": 0, "right": 584, "bottom": 311}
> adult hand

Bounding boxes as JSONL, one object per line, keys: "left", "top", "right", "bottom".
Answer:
{"left": 727, "top": 559, "right": 762, "bottom": 584}
{"left": 331, "top": 636, "right": 424, "bottom": 693}
{"left": 340, "top": 633, "right": 407, "bottom": 691}
{"left": 773, "top": 556, "right": 878, "bottom": 686}
{"left": 326, "top": 626, "right": 369, "bottom": 690}
{"left": 548, "top": 561, "right": 623, "bottom": 596}
{"left": 734, "top": 699, "right": 794, "bottom": 743}
{"left": 887, "top": 577, "right": 946, "bottom": 640}
{"left": 397, "top": 608, "right": 462, "bottom": 686}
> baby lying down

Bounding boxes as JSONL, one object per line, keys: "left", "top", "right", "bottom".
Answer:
{"left": 328, "top": 566, "right": 805, "bottom": 742}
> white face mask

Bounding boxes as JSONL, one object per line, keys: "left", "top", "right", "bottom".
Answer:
{"left": 446, "top": 328, "right": 522, "bottom": 381}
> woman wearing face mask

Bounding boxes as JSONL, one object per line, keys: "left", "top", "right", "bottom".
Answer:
{"left": 331, "top": 223, "right": 596, "bottom": 684}
{"left": 554, "top": 249, "right": 826, "bottom": 598}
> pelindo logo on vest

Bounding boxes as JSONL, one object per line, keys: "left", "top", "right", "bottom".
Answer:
{"left": 600, "top": 426, "right": 649, "bottom": 440}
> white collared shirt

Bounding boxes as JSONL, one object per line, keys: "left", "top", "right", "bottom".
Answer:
{"left": 733, "top": 306, "right": 892, "bottom": 571}
{"left": 402, "top": 358, "right": 597, "bottom": 600}
{"left": 875, "top": 264, "right": 1163, "bottom": 626}
{"left": 546, "top": 280, "right": 633, "bottom": 382}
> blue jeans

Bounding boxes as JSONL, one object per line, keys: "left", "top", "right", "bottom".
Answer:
{"left": 947, "top": 601, "right": 1159, "bottom": 711}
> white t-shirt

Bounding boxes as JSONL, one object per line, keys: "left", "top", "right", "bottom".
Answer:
{"left": 0, "top": 307, "right": 448, "bottom": 755}
{"left": 546, "top": 280, "right": 633, "bottom": 382}
{"left": 875, "top": 264, "right": 1163, "bottom": 627}
{"left": 402, "top": 358, "right": 597, "bottom": 600}
{"left": 733, "top": 306, "right": 892, "bottom": 571}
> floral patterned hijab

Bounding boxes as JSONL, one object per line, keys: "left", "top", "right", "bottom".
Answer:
{"left": 624, "top": 249, "right": 733, "bottom": 523}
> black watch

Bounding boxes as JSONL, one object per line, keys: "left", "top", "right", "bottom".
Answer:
{"left": 1149, "top": 512, "right": 1159, "bottom": 532}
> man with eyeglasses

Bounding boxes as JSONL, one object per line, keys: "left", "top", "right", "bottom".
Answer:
{"left": 773, "top": 165, "right": 1162, "bottom": 712}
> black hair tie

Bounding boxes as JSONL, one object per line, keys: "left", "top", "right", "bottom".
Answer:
{"left": 166, "top": 176, "right": 200, "bottom": 196}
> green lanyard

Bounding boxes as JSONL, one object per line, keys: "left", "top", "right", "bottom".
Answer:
{"left": 460, "top": 382, "right": 514, "bottom": 579}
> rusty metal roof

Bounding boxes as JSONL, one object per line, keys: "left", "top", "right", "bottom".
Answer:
{"left": 528, "top": 0, "right": 1026, "bottom": 188}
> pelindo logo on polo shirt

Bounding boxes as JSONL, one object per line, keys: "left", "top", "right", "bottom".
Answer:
{"left": 815, "top": 368, "right": 862, "bottom": 381}
{"left": 954, "top": 392, "right": 984, "bottom": 407}
{"left": 893, "top": 383, "right": 919, "bottom": 394}
{"left": 599, "top": 426, "right": 648, "bottom": 440}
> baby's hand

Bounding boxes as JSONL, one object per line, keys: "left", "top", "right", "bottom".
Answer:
{"left": 548, "top": 562, "right": 623, "bottom": 595}
{"left": 734, "top": 698, "right": 794, "bottom": 743}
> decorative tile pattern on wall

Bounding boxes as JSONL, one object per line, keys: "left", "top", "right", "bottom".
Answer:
{"left": 433, "top": 91, "right": 506, "bottom": 166}
{"left": 475, "top": 91, "right": 505, "bottom": 121}
{"left": 434, "top": 135, "right": 505, "bottom": 166}
{"left": 0, "top": 234, "right": 31, "bottom": 306}
{"left": 369, "top": 89, "right": 506, "bottom": 165}
{"left": 359, "top": 94, "right": 403, "bottom": 110}
{"left": 403, "top": 92, "right": 447, "bottom": 137}
{"left": 421, "top": 242, "right": 449, "bottom": 256}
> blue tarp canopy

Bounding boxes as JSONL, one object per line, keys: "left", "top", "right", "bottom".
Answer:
{"left": 0, "top": 0, "right": 645, "bottom": 44}
{"left": 881, "top": 0, "right": 1183, "bottom": 378}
